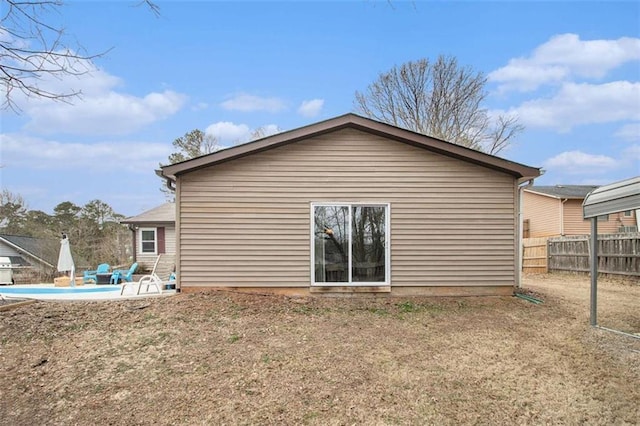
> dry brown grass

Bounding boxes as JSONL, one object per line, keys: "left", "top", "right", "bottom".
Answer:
{"left": 1, "top": 273, "right": 638, "bottom": 425}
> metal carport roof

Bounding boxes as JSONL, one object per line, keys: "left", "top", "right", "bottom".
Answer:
{"left": 582, "top": 175, "right": 639, "bottom": 339}
{"left": 583, "top": 176, "right": 640, "bottom": 219}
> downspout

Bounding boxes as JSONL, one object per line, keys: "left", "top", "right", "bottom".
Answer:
{"left": 128, "top": 224, "right": 137, "bottom": 263}
{"left": 156, "top": 168, "right": 179, "bottom": 291}
{"left": 560, "top": 199, "right": 568, "bottom": 235}
{"left": 517, "top": 178, "right": 535, "bottom": 289}
{"left": 165, "top": 177, "right": 176, "bottom": 192}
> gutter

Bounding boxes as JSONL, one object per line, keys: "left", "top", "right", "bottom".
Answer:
{"left": 155, "top": 169, "right": 176, "bottom": 192}
{"left": 517, "top": 178, "right": 535, "bottom": 288}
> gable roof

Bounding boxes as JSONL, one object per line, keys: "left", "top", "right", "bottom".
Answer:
{"left": 525, "top": 185, "right": 599, "bottom": 200}
{"left": 161, "top": 113, "right": 541, "bottom": 181}
{"left": 121, "top": 203, "right": 176, "bottom": 225}
{"left": 0, "top": 234, "right": 59, "bottom": 268}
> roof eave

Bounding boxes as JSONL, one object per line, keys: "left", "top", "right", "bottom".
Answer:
{"left": 161, "top": 113, "right": 541, "bottom": 180}
{"left": 0, "top": 236, "right": 55, "bottom": 268}
{"left": 523, "top": 189, "right": 587, "bottom": 200}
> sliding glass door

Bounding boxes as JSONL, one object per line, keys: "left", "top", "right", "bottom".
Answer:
{"left": 312, "top": 203, "right": 389, "bottom": 285}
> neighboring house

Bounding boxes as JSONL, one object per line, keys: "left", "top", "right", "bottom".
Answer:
{"left": 0, "top": 234, "right": 59, "bottom": 283}
{"left": 121, "top": 203, "right": 176, "bottom": 271}
{"left": 523, "top": 185, "right": 637, "bottom": 238}
{"left": 160, "top": 113, "right": 541, "bottom": 296}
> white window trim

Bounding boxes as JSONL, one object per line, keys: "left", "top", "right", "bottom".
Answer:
{"left": 139, "top": 227, "right": 158, "bottom": 255}
{"left": 310, "top": 202, "right": 391, "bottom": 287}
{"left": 623, "top": 210, "right": 633, "bottom": 217}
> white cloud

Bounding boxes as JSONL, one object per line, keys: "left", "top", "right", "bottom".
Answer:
{"left": 6, "top": 54, "right": 187, "bottom": 136}
{"left": 26, "top": 90, "right": 187, "bottom": 136}
{"left": 543, "top": 150, "right": 618, "bottom": 175}
{"left": 220, "top": 93, "right": 286, "bottom": 113}
{"left": 205, "top": 121, "right": 251, "bottom": 144}
{"left": 489, "top": 34, "right": 640, "bottom": 92}
{"left": 253, "top": 124, "right": 281, "bottom": 139}
{"left": 615, "top": 123, "right": 640, "bottom": 142}
{"left": 297, "top": 99, "right": 324, "bottom": 117}
{"left": 261, "top": 124, "right": 280, "bottom": 135}
{"left": 501, "top": 81, "right": 640, "bottom": 131}
{"left": 204, "top": 121, "right": 284, "bottom": 146}
{"left": 0, "top": 133, "right": 170, "bottom": 172}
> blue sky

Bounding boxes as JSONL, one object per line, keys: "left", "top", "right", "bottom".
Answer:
{"left": 2, "top": 1, "right": 639, "bottom": 217}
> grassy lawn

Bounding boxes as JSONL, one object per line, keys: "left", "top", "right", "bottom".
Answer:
{"left": 1, "top": 273, "right": 638, "bottom": 425}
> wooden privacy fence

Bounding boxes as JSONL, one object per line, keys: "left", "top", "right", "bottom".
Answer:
{"left": 547, "top": 233, "right": 640, "bottom": 277}
{"left": 522, "top": 237, "right": 548, "bottom": 273}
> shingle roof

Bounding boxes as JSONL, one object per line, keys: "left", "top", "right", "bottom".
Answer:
{"left": 0, "top": 234, "right": 59, "bottom": 267}
{"left": 121, "top": 203, "right": 176, "bottom": 224}
{"left": 161, "top": 113, "right": 541, "bottom": 181}
{"left": 526, "top": 185, "right": 599, "bottom": 200}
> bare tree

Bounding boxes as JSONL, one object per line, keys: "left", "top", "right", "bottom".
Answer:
{"left": 354, "top": 56, "right": 523, "bottom": 155}
{"left": 1, "top": 0, "right": 159, "bottom": 111}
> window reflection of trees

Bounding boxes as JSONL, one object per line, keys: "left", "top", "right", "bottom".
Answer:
{"left": 352, "top": 206, "right": 385, "bottom": 282}
{"left": 314, "top": 205, "right": 386, "bottom": 284}
{"left": 314, "top": 206, "right": 348, "bottom": 282}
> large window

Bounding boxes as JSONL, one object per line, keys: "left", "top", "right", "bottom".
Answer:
{"left": 140, "top": 228, "right": 157, "bottom": 254}
{"left": 312, "top": 203, "right": 389, "bottom": 285}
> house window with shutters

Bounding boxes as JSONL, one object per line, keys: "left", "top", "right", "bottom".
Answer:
{"left": 140, "top": 228, "right": 157, "bottom": 254}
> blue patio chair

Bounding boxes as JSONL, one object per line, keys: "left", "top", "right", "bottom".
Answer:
{"left": 110, "top": 262, "right": 138, "bottom": 284}
{"left": 83, "top": 263, "right": 110, "bottom": 284}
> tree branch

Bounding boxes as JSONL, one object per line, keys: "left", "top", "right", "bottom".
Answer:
{"left": 354, "top": 55, "right": 524, "bottom": 154}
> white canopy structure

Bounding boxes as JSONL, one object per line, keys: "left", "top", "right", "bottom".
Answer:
{"left": 583, "top": 176, "right": 639, "bottom": 337}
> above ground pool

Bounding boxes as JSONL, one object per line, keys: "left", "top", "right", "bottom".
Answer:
{"left": 0, "top": 284, "right": 125, "bottom": 301}
{"left": 0, "top": 285, "right": 121, "bottom": 295}
{"left": 0, "top": 284, "right": 174, "bottom": 301}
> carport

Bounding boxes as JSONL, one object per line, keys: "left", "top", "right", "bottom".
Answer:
{"left": 583, "top": 176, "right": 640, "bottom": 338}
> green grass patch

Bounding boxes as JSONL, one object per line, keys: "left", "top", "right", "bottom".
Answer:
{"left": 397, "top": 301, "right": 420, "bottom": 313}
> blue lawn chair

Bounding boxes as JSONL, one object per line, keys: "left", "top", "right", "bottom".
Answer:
{"left": 110, "top": 262, "right": 138, "bottom": 284}
{"left": 83, "top": 263, "right": 110, "bottom": 284}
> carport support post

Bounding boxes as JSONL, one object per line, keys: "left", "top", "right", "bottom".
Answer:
{"left": 590, "top": 218, "right": 598, "bottom": 327}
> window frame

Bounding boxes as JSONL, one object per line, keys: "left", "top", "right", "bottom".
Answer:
{"left": 623, "top": 210, "right": 633, "bottom": 217}
{"left": 139, "top": 227, "right": 158, "bottom": 254}
{"left": 310, "top": 202, "right": 390, "bottom": 287}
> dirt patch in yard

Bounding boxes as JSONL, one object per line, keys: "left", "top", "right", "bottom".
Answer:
{"left": 1, "top": 274, "right": 638, "bottom": 425}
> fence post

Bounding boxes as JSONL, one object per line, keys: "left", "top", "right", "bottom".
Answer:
{"left": 590, "top": 218, "right": 598, "bottom": 327}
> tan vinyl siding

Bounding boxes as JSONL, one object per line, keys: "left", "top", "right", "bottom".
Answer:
{"left": 563, "top": 200, "right": 636, "bottom": 235}
{"left": 178, "top": 128, "right": 516, "bottom": 289}
{"left": 523, "top": 192, "right": 561, "bottom": 237}
{"left": 563, "top": 199, "right": 592, "bottom": 235}
{"left": 165, "top": 225, "right": 176, "bottom": 255}
{"left": 0, "top": 243, "right": 21, "bottom": 257}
